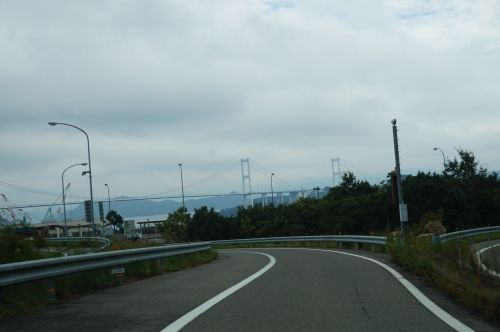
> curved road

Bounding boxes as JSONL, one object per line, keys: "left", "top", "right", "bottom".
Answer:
{"left": 1, "top": 248, "right": 498, "bottom": 332}
{"left": 471, "top": 239, "right": 500, "bottom": 277}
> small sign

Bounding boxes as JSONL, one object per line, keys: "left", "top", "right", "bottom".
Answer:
{"left": 399, "top": 204, "right": 408, "bottom": 222}
{"left": 111, "top": 268, "right": 125, "bottom": 274}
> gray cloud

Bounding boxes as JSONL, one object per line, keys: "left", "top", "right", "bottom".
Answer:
{"left": 1, "top": 1, "right": 499, "bottom": 211}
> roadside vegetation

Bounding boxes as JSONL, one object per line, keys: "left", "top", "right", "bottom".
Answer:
{"left": 388, "top": 232, "right": 500, "bottom": 320}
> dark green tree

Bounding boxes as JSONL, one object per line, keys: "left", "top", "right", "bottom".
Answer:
{"left": 160, "top": 207, "right": 189, "bottom": 243}
{"left": 444, "top": 147, "right": 487, "bottom": 179}
{"left": 105, "top": 210, "right": 124, "bottom": 229}
{"left": 188, "top": 206, "right": 230, "bottom": 241}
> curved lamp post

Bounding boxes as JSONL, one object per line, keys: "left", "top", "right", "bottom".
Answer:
{"left": 49, "top": 122, "right": 96, "bottom": 236}
{"left": 105, "top": 184, "right": 112, "bottom": 226}
{"left": 271, "top": 173, "right": 274, "bottom": 206}
{"left": 433, "top": 148, "right": 446, "bottom": 168}
{"left": 62, "top": 163, "right": 87, "bottom": 237}
{"left": 179, "top": 164, "right": 185, "bottom": 212}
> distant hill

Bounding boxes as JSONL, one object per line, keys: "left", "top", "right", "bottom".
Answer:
{"left": 58, "top": 195, "right": 246, "bottom": 221}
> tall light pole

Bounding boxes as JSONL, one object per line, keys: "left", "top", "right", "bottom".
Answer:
{"left": 271, "top": 173, "right": 274, "bottom": 206}
{"left": 105, "top": 184, "right": 111, "bottom": 226}
{"left": 49, "top": 122, "right": 96, "bottom": 237}
{"left": 62, "top": 163, "right": 87, "bottom": 237}
{"left": 391, "top": 119, "right": 408, "bottom": 237}
{"left": 433, "top": 148, "right": 446, "bottom": 168}
{"left": 179, "top": 164, "right": 185, "bottom": 212}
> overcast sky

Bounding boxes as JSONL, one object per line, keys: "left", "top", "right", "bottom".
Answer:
{"left": 1, "top": 1, "right": 499, "bottom": 213}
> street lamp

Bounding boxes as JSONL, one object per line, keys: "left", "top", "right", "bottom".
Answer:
{"left": 179, "top": 164, "right": 185, "bottom": 212}
{"left": 105, "top": 184, "right": 111, "bottom": 226}
{"left": 49, "top": 122, "right": 96, "bottom": 236}
{"left": 62, "top": 163, "right": 87, "bottom": 237}
{"left": 433, "top": 148, "right": 446, "bottom": 168}
{"left": 271, "top": 173, "right": 274, "bottom": 206}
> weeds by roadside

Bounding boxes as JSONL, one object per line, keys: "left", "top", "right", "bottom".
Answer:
{"left": 387, "top": 234, "right": 500, "bottom": 321}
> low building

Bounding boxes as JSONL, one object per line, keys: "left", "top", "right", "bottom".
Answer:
{"left": 35, "top": 219, "right": 105, "bottom": 238}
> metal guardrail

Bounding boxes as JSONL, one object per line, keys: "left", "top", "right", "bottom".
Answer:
{"left": 212, "top": 226, "right": 500, "bottom": 248}
{"left": 48, "top": 237, "right": 111, "bottom": 251}
{"left": 0, "top": 242, "right": 211, "bottom": 289}
{"left": 440, "top": 226, "right": 500, "bottom": 244}
{"left": 212, "top": 235, "right": 387, "bottom": 249}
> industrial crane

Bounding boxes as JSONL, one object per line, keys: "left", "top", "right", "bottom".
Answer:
{"left": 42, "top": 183, "right": 71, "bottom": 223}
{"left": 1, "top": 194, "right": 18, "bottom": 222}
{"left": 17, "top": 209, "right": 34, "bottom": 222}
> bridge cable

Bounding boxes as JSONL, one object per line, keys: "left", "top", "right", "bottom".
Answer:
{"left": 301, "top": 159, "right": 331, "bottom": 188}
{"left": 339, "top": 159, "right": 379, "bottom": 181}
{"left": 250, "top": 160, "right": 295, "bottom": 191}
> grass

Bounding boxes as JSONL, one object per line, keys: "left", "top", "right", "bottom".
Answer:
{"left": 0, "top": 239, "right": 218, "bottom": 320}
{"left": 387, "top": 233, "right": 500, "bottom": 320}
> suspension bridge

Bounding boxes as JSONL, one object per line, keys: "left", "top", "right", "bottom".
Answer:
{"left": 1, "top": 158, "right": 381, "bottom": 223}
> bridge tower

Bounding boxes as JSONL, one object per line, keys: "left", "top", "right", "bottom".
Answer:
{"left": 241, "top": 158, "right": 252, "bottom": 206}
{"left": 332, "top": 158, "right": 340, "bottom": 186}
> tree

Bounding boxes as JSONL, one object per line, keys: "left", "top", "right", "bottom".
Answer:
{"left": 105, "top": 210, "right": 123, "bottom": 229}
{"left": 444, "top": 147, "right": 486, "bottom": 179}
{"left": 160, "top": 207, "right": 189, "bottom": 243}
{"left": 188, "top": 206, "right": 230, "bottom": 241}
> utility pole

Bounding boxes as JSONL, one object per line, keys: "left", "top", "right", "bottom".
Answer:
{"left": 391, "top": 119, "right": 408, "bottom": 237}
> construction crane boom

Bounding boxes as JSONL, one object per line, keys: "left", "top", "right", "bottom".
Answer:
{"left": 1, "top": 194, "right": 18, "bottom": 221}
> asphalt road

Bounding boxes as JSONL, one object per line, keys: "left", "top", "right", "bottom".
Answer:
{"left": 471, "top": 239, "right": 500, "bottom": 276}
{"left": 1, "top": 248, "right": 498, "bottom": 332}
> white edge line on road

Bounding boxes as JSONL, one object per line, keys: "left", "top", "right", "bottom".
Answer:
{"left": 160, "top": 251, "right": 276, "bottom": 332}
{"left": 265, "top": 248, "right": 474, "bottom": 332}
{"left": 474, "top": 243, "right": 500, "bottom": 277}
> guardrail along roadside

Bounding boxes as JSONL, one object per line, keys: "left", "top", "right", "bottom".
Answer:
{"left": 0, "top": 241, "right": 211, "bottom": 301}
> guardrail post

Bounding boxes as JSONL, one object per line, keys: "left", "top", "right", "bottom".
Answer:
{"left": 183, "top": 254, "right": 188, "bottom": 261}
{"left": 230, "top": 243, "right": 232, "bottom": 249}
{"left": 323, "top": 242, "right": 326, "bottom": 248}
{"left": 339, "top": 242, "right": 342, "bottom": 249}
{"left": 46, "top": 277, "right": 55, "bottom": 301}
{"left": 470, "top": 235, "right": 474, "bottom": 244}
{"left": 306, "top": 242, "right": 309, "bottom": 248}
{"left": 157, "top": 258, "right": 164, "bottom": 273}
{"left": 487, "top": 224, "right": 491, "bottom": 241}
{"left": 432, "top": 235, "right": 441, "bottom": 247}
{"left": 288, "top": 242, "right": 290, "bottom": 247}
{"left": 355, "top": 242, "right": 359, "bottom": 250}
{"left": 249, "top": 243, "right": 253, "bottom": 248}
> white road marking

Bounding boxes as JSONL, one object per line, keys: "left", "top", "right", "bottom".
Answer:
{"left": 160, "top": 251, "right": 276, "bottom": 332}
{"left": 261, "top": 247, "right": 475, "bottom": 332}
{"left": 474, "top": 243, "right": 500, "bottom": 277}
